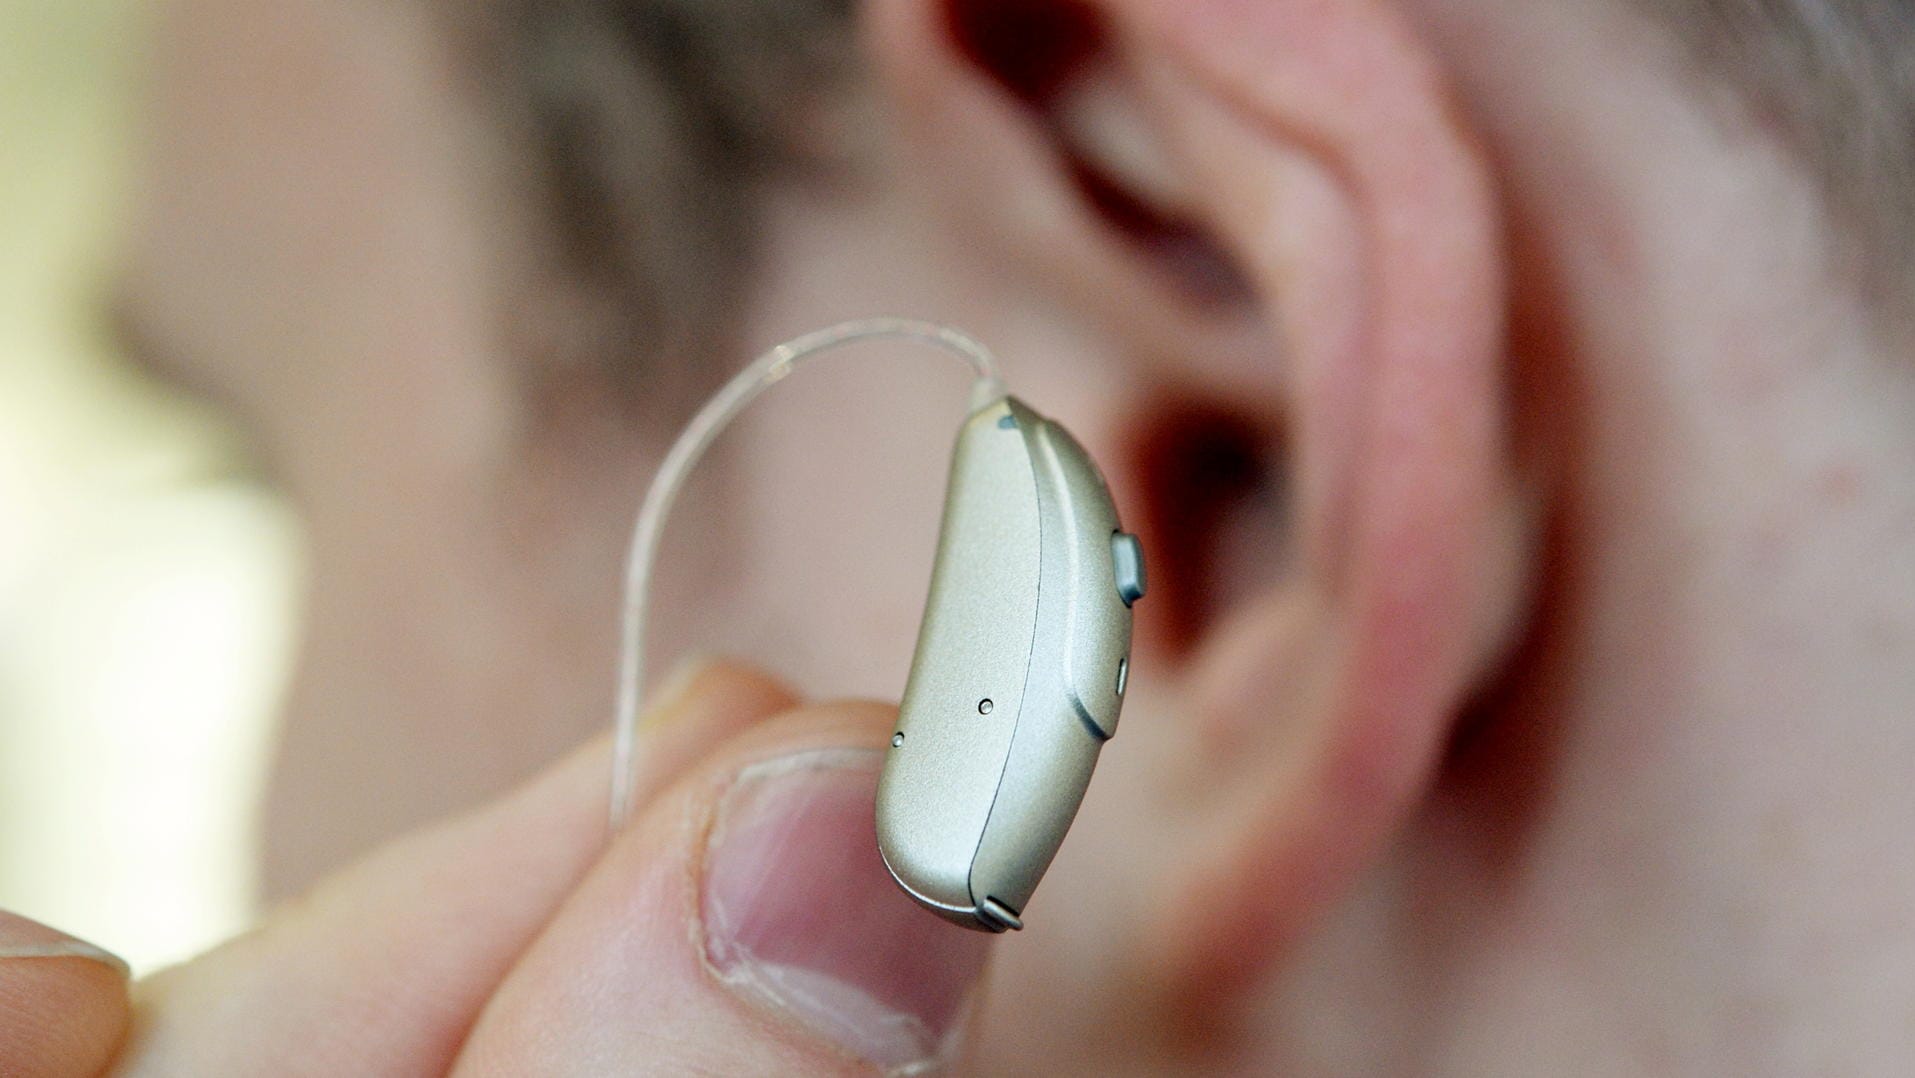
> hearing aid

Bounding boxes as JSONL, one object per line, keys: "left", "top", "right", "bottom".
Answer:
{"left": 876, "top": 394, "right": 1143, "bottom": 932}
{"left": 608, "top": 319, "right": 1142, "bottom": 933}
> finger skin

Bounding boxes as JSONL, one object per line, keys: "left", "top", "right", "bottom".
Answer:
{"left": 454, "top": 703, "right": 936, "bottom": 1077}
{"left": 0, "top": 912, "right": 130, "bottom": 1078}
{"left": 121, "top": 662, "right": 793, "bottom": 1077}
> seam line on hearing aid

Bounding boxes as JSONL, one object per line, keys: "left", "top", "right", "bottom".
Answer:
{"left": 609, "top": 319, "right": 1007, "bottom": 830}
{"left": 961, "top": 406, "right": 1046, "bottom": 914}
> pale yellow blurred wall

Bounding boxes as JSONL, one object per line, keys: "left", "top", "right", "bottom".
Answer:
{"left": 0, "top": 0, "right": 302, "bottom": 971}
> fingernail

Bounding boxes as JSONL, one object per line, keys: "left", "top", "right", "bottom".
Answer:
{"left": 703, "top": 749, "right": 992, "bottom": 1074}
{"left": 0, "top": 912, "right": 129, "bottom": 977}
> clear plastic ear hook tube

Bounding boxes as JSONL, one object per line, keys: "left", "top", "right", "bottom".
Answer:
{"left": 609, "top": 318, "right": 1006, "bottom": 829}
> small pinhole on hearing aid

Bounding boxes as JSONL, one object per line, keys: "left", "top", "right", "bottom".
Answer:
{"left": 891, "top": 732, "right": 905, "bottom": 748}
{"left": 978, "top": 699, "right": 995, "bottom": 715}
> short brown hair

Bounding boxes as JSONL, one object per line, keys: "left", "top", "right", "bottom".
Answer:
{"left": 463, "top": 0, "right": 856, "bottom": 397}
{"left": 461, "top": 0, "right": 1914, "bottom": 385}
{"left": 1651, "top": 0, "right": 1915, "bottom": 307}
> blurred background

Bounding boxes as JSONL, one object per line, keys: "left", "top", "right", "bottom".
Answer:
{"left": 0, "top": 0, "right": 301, "bottom": 971}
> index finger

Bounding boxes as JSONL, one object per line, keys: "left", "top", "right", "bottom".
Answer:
{"left": 125, "top": 661, "right": 795, "bottom": 1075}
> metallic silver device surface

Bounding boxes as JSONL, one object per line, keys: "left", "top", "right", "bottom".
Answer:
{"left": 876, "top": 395, "right": 1144, "bottom": 933}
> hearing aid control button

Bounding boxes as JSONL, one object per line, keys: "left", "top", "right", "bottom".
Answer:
{"left": 1111, "top": 532, "right": 1146, "bottom": 607}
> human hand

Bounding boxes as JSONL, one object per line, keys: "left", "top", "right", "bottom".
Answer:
{"left": 8, "top": 663, "right": 994, "bottom": 1076}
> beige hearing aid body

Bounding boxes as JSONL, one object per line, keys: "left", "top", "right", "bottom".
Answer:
{"left": 610, "top": 320, "right": 1141, "bottom": 933}
{"left": 878, "top": 395, "right": 1144, "bottom": 932}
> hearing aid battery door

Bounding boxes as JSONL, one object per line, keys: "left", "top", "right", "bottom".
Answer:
{"left": 877, "top": 396, "right": 1137, "bottom": 932}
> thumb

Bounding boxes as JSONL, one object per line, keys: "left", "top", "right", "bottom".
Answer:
{"left": 0, "top": 911, "right": 130, "bottom": 1077}
{"left": 454, "top": 702, "right": 995, "bottom": 1076}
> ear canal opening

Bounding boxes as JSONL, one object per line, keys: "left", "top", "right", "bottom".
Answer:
{"left": 1123, "top": 395, "right": 1291, "bottom": 656}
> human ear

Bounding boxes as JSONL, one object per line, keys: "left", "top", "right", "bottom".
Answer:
{"left": 865, "top": 0, "right": 1534, "bottom": 1027}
